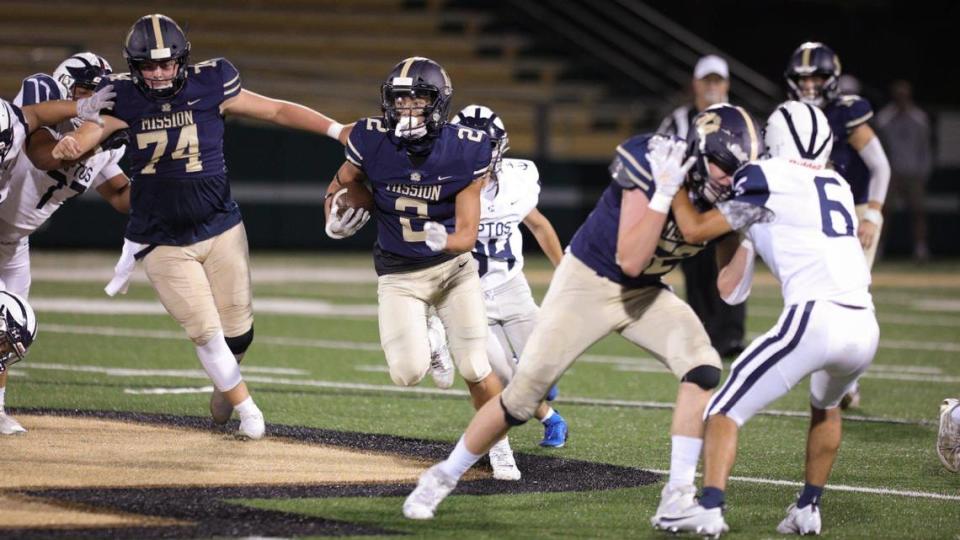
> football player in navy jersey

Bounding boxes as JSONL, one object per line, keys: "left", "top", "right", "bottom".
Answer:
{"left": 52, "top": 14, "right": 351, "bottom": 440}
{"left": 403, "top": 104, "right": 763, "bottom": 520}
{"left": 785, "top": 42, "right": 890, "bottom": 409}
{"left": 324, "top": 57, "right": 521, "bottom": 480}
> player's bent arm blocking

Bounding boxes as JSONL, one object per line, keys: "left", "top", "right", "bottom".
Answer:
{"left": 221, "top": 89, "right": 352, "bottom": 145}
{"left": 522, "top": 208, "right": 563, "bottom": 266}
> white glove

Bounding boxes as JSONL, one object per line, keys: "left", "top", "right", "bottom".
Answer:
{"left": 423, "top": 221, "right": 448, "bottom": 252}
{"left": 646, "top": 137, "right": 695, "bottom": 199}
{"left": 325, "top": 188, "right": 370, "bottom": 239}
{"left": 76, "top": 84, "right": 116, "bottom": 126}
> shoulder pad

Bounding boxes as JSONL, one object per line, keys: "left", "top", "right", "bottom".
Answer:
{"left": 500, "top": 158, "right": 540, "bottom": 188}
{"left": 836, "top": 95, "right": 873, "bottom": 129}
{"left": 731, "top": 163, "right": 770, "bottom": 206}
{"left": 17, "top": 73, "right": 66, "bottom": 106}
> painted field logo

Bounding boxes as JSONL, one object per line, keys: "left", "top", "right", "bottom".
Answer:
{"left": 1, "top": 409, "right": 657, "bottom": 538}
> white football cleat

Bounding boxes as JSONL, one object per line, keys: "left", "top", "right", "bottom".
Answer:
{"left": 427, "top": 315, "right": 454, "bottom": 389}
{"left": 236, "top": 411, "right": 265, "bottom": 440}
{"left": 403, "top": 463, "right": 458, "bottom": 520}
{"left": 489, "top": 437, "right": 521, "bottom": 481}
{"left": 776, "top": 503, "right": 822, "bottom": 535}
{"left": 937, "top": 398, "right": 960, "bottom": 473}
{"left": 654, "top": 504, "right": 728, "bottom": 538}
{"left": 210, "top": 389, "right": 233, "bottom": 425}
{"left": 0, "top": 412, "right": 26, "bottom": 435}
{"left": 650, "top": 483, "right": 697, "bottom": 526}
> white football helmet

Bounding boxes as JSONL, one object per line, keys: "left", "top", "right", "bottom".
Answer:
{"left": 451, "top": 104, "right": 509, "bottom": 171}
{"left": 764, "top": 100, "right": 833, "bottom": 167}
{"left": 0, "top": 291, "right": 37, "bottom": 373}
{"left": 0, "top": 100, "right": 21, "bottom": 170}
{"left": 53, "top": 52, "right": 112, "bottom": 99}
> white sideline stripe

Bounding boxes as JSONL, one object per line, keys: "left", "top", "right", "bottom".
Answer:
{"left": 645, "top": 469, "right": 960, "bottom": 502}
{"left": 16, "top": 361, "right": 929, "bottom": 426}
{"left": 125, "top": 386, "right": 214, "bottom": 395}
{"left": 31, "top": 267, "right": 380, "bottom": 284}
{"left": 31, "top": 298, "right": 378, "bottom": 318}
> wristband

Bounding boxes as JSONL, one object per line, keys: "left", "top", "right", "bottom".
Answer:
{"left": 861, "top": 208, "right": 882, "bottom": 225}
{"left": 326, "top": 122, "right": 344, "bottom": 140}
{"left": 647, "top": 192, "right": 673, "bottom": 214}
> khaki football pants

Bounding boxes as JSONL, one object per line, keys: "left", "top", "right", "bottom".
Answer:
{"left": 142, "top": 222, "right": 253, "bottom": 345}
{"left": 377, "top": 253, "right": 490, "bottom": 386}
{"left": 501, "top": 253, "right": 720, "bottom": 421}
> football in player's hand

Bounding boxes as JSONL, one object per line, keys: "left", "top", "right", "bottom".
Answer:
{"left": 335, "top": 182, "right": 374, "bottom": 218}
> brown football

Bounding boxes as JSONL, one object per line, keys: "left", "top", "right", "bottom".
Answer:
{"left": 335, "top": 181, "right": 375, "bottom": 218}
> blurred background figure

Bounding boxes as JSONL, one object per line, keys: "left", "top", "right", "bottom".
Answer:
{"left": 839, "top": 74, "right": 861, "bottom": 96}
{"left": 876, "top": 80, "right": 933, "bottom": 263}
{"left": 657, "top": 55, "right": 746, "bottom": 358}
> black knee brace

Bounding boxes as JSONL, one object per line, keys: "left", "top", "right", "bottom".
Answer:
{"left": 225, "top": 326, "right": 254, "bottom": 357}
{"left": 500, "top": 397, "right": 529, "bottom": 426}
{"left": 682, "top": 365, "right": 722, "bottom": 390}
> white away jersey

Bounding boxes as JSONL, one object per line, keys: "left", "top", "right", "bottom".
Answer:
{"left": 719, "top": 157, "right": 872, "bottom": 308}
{"left": 0, "top": 139, "right": 124, "bottom": 234}
{"left": 473, "top": 158, "right": 540, "bottom": 291}
{"left": 0, "top": 100, "right": 30, "bottom": 201}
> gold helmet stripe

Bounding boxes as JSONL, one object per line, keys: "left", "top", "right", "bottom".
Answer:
{"left": 734, "top": 106, "right": 760, "bottom": 160}
{"left": 151, "top": 15, "right": 166, "bottom": 49}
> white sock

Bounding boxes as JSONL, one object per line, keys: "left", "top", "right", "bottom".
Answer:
{"left": 0, "top": 387, "right": 5, "bottom": 411}
{"left": 952, "top": 405, "right": 960, "bottom": 424}
{"left": 438, "top": 435, "right": 483, "bottom": 480}
{"left": 668, "top": 435, "right": 703, "bottom": 488}
{"left": 196, "top": 331, "right": 242, "bottom": 391}
{"left": 234, "top": 397, "right": 261, "bottom": 419}
{"left": 540, "top": 407, "right": 555, "bottom": 423}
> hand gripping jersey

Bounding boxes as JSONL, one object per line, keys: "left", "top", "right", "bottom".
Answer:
{"left": 97, "top": 58, "right": 243, "bottom": 245}
{"left": 473, "top": 158, "right": 540, "bottom": 290}
{"left": 823, "top": 94, "right": 873, "bottom": 204}
{"left": 718, "top": 157, "right": 872, "bottom": 307}
{"left": 0, "top": 100, "right": 31, "bottom": 201}
{"left": 5, "top": 74, "right": 125, "bottom": 235}
{"left": 345, "top": 119, "right": 492, "bottom": 275}
{"left": 569, "top": 133, "right": 706, "bottom": 288}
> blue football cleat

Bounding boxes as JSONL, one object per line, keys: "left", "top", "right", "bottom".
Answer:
{"left": 546, "top": 384, "right": 559, "bottom": 402}
{"left": 540, "top": 412, "right": 568, "bottom": 448}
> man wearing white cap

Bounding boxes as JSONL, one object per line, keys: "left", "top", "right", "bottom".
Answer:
{"left": 657, "top": 55, "right": 747, "bottom": 359}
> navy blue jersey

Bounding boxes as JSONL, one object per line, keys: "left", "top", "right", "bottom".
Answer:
{"left": 98, "top": 58, "right": 243, "bottom": 245}
{"left": 569, "top": 134, "right": 706, "bottom": 288}
{"left": 824, "top": 95, "right": 873, "bottom": 204}
{"left": 346, "top": 119, "right": 492, "bottom": 275}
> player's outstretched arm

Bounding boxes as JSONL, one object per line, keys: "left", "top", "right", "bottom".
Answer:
{"left": 717, "top": 238, "right": 755, "bottom": 305}
{"left": 849, "top": 123, "right": 889, "bottom": 248}
{"left": 523, "top": 208, "right": 563, "bottom": 266}
{"left": 442, "top": 175, "right": 483, "bottom": 253}
{"left": 96, "top": 173, "right": 132, "bottom": 214}
{"left": 222, "top": 89, "right": 352, "bottom": 145}
{"left": 50, "top": 115, "right": 127, "bottom": 162}
{"left": 670, "top": 187, "right": 733, "bottom": 244}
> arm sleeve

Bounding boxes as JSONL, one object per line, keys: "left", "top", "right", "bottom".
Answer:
{"left": 721, "top": 239, "right": 756, "bottom": 305}
{"left": 860, "top": 136, "right": 891, "bottom": 204}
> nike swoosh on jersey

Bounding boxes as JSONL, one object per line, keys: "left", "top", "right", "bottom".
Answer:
{"left": 438, "top": 175, "right": 454, "bottom": 181}
{"left": 187, "top": 99, "right": 202, "bottom": 106}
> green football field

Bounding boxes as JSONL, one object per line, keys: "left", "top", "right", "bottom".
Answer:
{"left": 5, "top": 251, "right": 960, "bottom": 539}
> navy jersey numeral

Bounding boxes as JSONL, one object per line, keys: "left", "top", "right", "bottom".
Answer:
{"left": 814, "top": 176, "right": 855, "bottom": 237}
{"left": 36, "top": 169, "right": 88, "bottom": 209}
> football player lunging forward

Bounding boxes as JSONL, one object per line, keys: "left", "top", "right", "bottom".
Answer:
{"left": 0, "top": 80, "right": 113, "bottom": 436}
{"left": 435, "top": 104, "right": 568, "bottom": 448}
{"left": 324, "top": 58, "right": 521, "bottom": 480}
{"left": 656, "top": 101, "right": 879, "bottom": 537}
{"left": 52, "top": 14, "right": 350, "bottom": 439}
{"left": 0, "top": 53, "right": 130, "bottom": 436}
{"left": 403, "top": 104, "right": 763, "bottom": 520}
{"left": 785, "top": 42, "right": 889, "bottom": 409}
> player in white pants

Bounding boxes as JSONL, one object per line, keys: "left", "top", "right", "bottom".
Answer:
{"left": 439, "top": 105, "right": 568, "bottom": 448}
{"left": 0, "top": 53, "right": 128, "bottom": 435}
{"left": 657, "top": 101, "right": 879, "bottom": 537}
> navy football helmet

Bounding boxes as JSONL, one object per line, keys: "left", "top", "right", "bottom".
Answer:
{"left": 123, "top": 14, "right": 191, "bottom": 100}
{"left": 53, "top": 52, "right": 112, "bottom": 99}
{"left": 381, "top": 57, "right": 452, "bottom": 152}
{"left": 785, "top": 42, "right": 841, "bottom": 108}
{"left": 685, "top": 103, "right": 764, "bottom": 205}
{"left": 0, "top": 291, "right": 37, "bottom": 373}
{"left": 452, "top": 104, "right": 509, "bottom": 171}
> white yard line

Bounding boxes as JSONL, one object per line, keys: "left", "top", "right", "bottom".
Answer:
{"left": 16, "top": 362, "right": 933, "bottom": 426}
{"left": 32, "top": 298, "right": 378, "bottom": 318}
{"left": 645, "top": 469, "right": 960, "bottom": 502}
